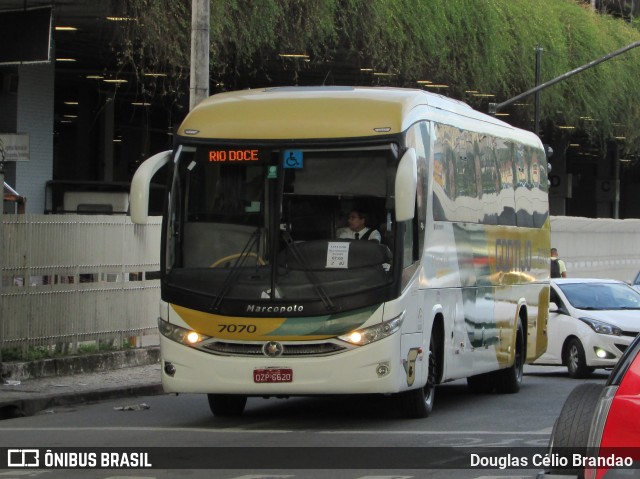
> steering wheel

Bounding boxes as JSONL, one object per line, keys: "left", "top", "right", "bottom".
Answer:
{"left": 210, "top": 252, "right": 266, "bottom": 268}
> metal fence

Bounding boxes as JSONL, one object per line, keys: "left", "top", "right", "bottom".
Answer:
{"left": 1, "top": 215, "right": 161, "bottom": 355}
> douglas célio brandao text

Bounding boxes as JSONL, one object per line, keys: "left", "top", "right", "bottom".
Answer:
{"left": 470, "top": 452, "right": 634, "bottom": 470}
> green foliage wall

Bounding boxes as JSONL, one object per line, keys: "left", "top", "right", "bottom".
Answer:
{"left": 119, "top": 0, "right": 640, "bottom": 151}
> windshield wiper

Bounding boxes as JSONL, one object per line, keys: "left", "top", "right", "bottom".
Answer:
{"left": 281, "top": 229, "right": 336, "bottom": 312}
{"left": 209, "top": 228, "right": 261, "bottom": 313}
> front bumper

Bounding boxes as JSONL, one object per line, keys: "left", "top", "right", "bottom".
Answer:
{"left": 158, "top": 332, "right": 406, "bottom": 395}
{"left": 582, "top": 333, "right": 634, "bottom": 368}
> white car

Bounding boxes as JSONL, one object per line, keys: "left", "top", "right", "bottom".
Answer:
{"left": 631, "top": 270, "right": 640, "bottom": 293}
{"left": 534, "top": 278, "right": 640, "bottom": 378}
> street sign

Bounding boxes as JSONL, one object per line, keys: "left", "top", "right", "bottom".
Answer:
{"left": 0, "top": 133, "right": 30, "bottom": 162}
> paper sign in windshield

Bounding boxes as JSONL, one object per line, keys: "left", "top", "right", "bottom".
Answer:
{"left": 326, "top": 242, "right": 350, "bottom": 269}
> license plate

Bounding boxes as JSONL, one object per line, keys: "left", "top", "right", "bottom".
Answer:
{"left": 253, "top": 368, "right": 293, "bottom": 383}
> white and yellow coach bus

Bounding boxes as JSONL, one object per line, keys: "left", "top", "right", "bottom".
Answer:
{"left": 130, "top": 86, "right": 550, "bottom": 418}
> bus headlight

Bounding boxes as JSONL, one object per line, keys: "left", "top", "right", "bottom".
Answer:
{"left": 158, "top": 317, "right": 210, "bottom": 345}
{"left": 338, "top": 313, "right": 404, "bottom": 346}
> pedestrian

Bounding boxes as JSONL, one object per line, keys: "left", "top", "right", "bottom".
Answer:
{"left": 550, "top": 248, "right": 567, "bottom": 278}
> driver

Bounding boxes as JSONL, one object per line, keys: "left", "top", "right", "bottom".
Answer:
{"left": 337, "top": 208, "right": 381, "bottom": 242}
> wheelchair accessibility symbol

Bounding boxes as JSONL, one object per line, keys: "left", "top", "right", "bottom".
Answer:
{"left": 283, "top": 150, "right": 303, "bottom": 169}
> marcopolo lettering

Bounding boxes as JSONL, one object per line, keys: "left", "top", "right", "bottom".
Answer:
{"left": 246, "top": 304, "right": 303, "bottom": 313}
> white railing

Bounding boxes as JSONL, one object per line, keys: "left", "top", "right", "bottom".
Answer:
{"left": 1, "top": 215, "right": 161, "bottom": 355}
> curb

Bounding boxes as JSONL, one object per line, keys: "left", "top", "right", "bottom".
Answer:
{"left": 1, "top": 347, "right": 161, "bottom": 382}
{"left": 0, "top": 383, "right": 165, "bottom": 420}
{"left": 0, "top": 347, "right": 164, "bottom": 420}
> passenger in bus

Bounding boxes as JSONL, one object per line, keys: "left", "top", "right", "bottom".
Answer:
{"left": 337, "top": 208, "right": 382, "bottom": 242}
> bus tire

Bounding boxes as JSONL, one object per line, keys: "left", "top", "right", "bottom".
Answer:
{"left": 495, "top": 319, "right": 524, "bottom": 394}
{"left": 398, "top": 334, "right": 437, "bottom": 418}
{"left": 207, "top": 394, "right": 247, "bottom": 417}
{"left": 548, "top": 383, "right": 604, "bottom": 476}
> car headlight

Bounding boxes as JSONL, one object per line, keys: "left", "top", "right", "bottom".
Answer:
{"left": 578, "top": 317, "right": 621, "bottom": 336}
{"left": 338, "top": 312, "right": 404, "bottom": 346}
{"left": 158, "top": 317, "right": 210, "bottom": 345}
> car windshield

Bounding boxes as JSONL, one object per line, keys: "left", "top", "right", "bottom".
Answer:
{"left": 558, "top": 282, "right": 640, "bottom": 310}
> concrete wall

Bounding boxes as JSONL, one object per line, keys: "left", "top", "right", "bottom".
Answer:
{"left": 0, "top": 69, "right": 19, "bottom": 205}
{"left": 14, "top": 63, "right": 54, "bottom": 214}
{"left": 551, "top": 216, "right": 640, "bottom": 282}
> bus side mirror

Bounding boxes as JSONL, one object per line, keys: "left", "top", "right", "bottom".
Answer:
{"left": 130, "top": 150, "right": 172, "bottom": 224}
{"left": 395, "top": 148, "right": 417, "bottom": 222}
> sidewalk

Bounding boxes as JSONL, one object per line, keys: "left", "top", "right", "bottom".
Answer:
{"left": 0, "top": 341, "right": 164, "bottom": 420}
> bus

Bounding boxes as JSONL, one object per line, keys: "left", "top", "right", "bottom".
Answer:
{"left": 130, "top": 86, "right": 551, "bottom": 418}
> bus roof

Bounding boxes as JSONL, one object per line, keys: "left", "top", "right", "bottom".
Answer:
{"left": 177, "top": 86, "right": 527, "bottom": 142}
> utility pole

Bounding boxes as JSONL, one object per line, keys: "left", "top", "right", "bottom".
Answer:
{"left": 489, "top": 41, "right": 640, "bottom": 115}
{"left": 534, "top": 45, "right": 543, "bottom": 136}
{"left": 0, "top": 157, "right": 3, "bottom": 364}
{"left": 189, "top": 0, "right": 210, "bottom": 111}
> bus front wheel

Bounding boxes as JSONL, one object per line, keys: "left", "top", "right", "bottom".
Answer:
{"left": 207, "top": 394, "right": 247, "bottom": 417}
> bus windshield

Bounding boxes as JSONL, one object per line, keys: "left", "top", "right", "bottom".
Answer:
{"left": 164, "top": 143, "right": 398, "bottom": 314}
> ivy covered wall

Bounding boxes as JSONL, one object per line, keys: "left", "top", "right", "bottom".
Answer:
{"left": 117, "top": 0, "right": 640, "bottom": 156}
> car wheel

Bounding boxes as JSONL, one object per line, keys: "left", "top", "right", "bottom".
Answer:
{"left": 565, "top": 338, "right": 591, "bottom": 379}
{"left": 548, "top": 383, "right": 604, "bottom": 476}
{"left": 207, "top": 394, "right": 247, "bottom": 417}
{"left": 398, "top": 334, "right": 437, "bottom": 418}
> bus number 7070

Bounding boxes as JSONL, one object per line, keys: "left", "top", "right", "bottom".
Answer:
{"left": 218, "top": 324, "right": 258, "bottom": 334}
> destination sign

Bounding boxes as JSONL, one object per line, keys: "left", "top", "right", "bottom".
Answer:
{"left": 207, "top": 148, "right": 262, "bottom": 162}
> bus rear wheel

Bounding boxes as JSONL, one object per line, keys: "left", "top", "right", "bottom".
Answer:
{"left": 467, "top": 319, "right": 524, "bottom": 394}
{"left": 207, "top": 394, "right": 247, "bottom": 417}
{"left": 398, "top": 335, "right": 437, "bottom": 418}
{"left": 495, "top": 319, "right": 524, "bottom": 394}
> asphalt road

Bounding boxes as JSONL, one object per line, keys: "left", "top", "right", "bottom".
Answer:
{"left": 0, "top": 365, "right": 609, "bottom": 479}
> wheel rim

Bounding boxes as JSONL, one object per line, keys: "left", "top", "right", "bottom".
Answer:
{"left": 568, "top": 344, "right": 579, "bottom": 372}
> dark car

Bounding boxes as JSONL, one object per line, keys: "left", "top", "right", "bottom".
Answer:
{"left": 538, "top": 333, "right": 640, "bottom": 478}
